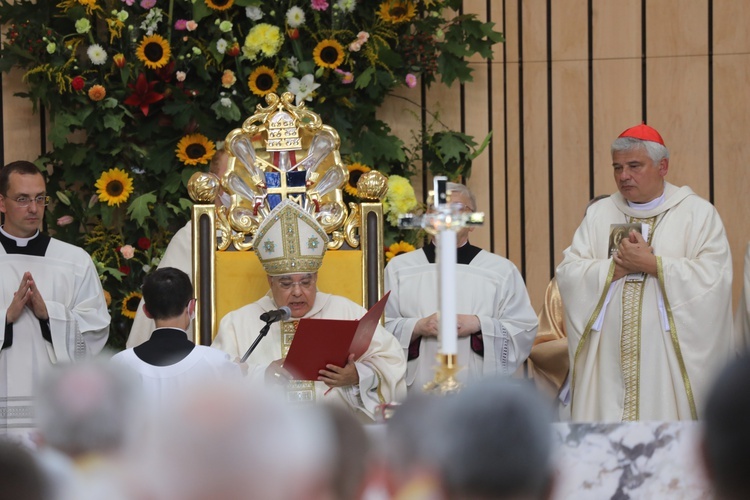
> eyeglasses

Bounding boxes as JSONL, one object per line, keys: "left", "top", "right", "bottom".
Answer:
{"left": 274, "top": 276, "right": 316, "bottom": 290}
{"left": 8, "top": 195, "right": 50, "bottom": 208}
{"left": 427, "top": 202, "right": 475, "bottom": 213}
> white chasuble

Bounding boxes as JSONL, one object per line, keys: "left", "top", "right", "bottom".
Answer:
{"left": 557, "top": 183, "right": 733, "bottom": 421}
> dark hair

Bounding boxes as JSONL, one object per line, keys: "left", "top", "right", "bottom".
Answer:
{"left": 0, "top": 161, "right": 43, "bottom": 196}
{"left": 703, "top": 354, "right": 750, "bottom": 499}
{"left": 142, "top": 267, "right": 193, "bottom": 320}
{"left": 0, "top": 440, "right": 50, "bottom": 500}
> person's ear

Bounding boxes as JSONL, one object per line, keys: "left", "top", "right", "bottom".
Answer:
{"left": 142, "top": 304, "right": 153, "bottom": 319}
{"left": 658, "top": 157, "right": 669, "bottom": 177}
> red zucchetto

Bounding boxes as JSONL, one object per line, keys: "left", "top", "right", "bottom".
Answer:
{"left": 618, "top": 123, "right": 665, "bottom": 146}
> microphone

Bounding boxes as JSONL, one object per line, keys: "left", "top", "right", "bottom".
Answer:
{"left": 260, "top": 306, "right": 292, "bottom": 324}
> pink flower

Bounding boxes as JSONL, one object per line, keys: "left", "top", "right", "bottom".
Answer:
{"left": 174, "top": 19, "right": 188, "bottom": 30}
{"left": 357, "top": 31, "right": 370, "bottom": 43}
{"left": 176, "top": 71, "right": 186, "bottom": 82}
{"left": 349, "top": 41, "right": 362, "bottom": 52}
{"left": 185, "top": 20, "right": 198, "bottom": 31}
{"left": 311, "top": 0, "right": 329, "bottom": 11}
{"left": 335, "top": 68, "right": 354, "bottom": 84}
{"left": 120, "top": 245, "right": 135, "bottom": 260}
{"left": 140, "top": 0, "right": 155, "bottom": 8}
{"left": 56, "top": 215, "right": 74, "bottom": 226}
{"left": 405, "top": 73, "right": 417, "bottom": 88}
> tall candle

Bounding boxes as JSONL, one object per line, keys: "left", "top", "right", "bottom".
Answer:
{"left": 437, "top": 230, "right": 458, "bottom": 355}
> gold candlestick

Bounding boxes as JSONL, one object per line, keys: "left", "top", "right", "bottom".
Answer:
{"left": 423, "top": 353, "right": 463, "bottom": 394}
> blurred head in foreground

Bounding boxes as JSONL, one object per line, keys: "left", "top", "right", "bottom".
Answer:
{"left": 383, "top": 378, "right": 555, "bottom": 500}
{"left": 702, "top": 353, "right": 750, "bottom": 500}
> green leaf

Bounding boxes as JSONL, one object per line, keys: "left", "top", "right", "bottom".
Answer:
{"left": 355, "top": 67, "right": 375, "bottom": 89}
{"left": 126, "top": 191, "right": 157, "bottom": 227}
{"left": 48, "top": 113, "right": 82, "bottom": 148}
{"left": 211, "top": 99, "right": 242, "bottom": 122}
{"left": 178, "top": 197, "right": 194, "bottom": 211}
{"left": 103, "top": 112, "right": 125, "bottom": 132}
{"left": 192, "top": 0, "right": 211, "bottom": 22}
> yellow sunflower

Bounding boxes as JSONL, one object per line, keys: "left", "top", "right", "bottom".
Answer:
{"left": 136, "top": 34, "right": 171, "bottom": 69}
{"left": 121, "top": 291, "right": 142, "bottom": 320}
{"left": 313, "top": 39, "right": 345, "bottom": 69}
{"left": 247, "top": 66, "right": 279, "bottom": 97}
{"left": 345, "top": 162, "right": 371, "bottom": 197}
{"left": 103, "top": 290, "right": 112, "bottom": 307}
{"left": 95, "top": 168, "right": 134, "bottom": 206}
{"left": 386, "top": 241, "right": 416, "bottom": 262}
{"left": 205, "top": 0, "right": 233, "bottom": 10}
{"left": 175, "top": 133, "right": 217, "bottom": 166}
{"left": 377, "top": 0, "right": 416, "bottom": 24}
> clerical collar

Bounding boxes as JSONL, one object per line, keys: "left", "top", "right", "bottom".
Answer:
{"left": 0, "top": 226, "right": 39, "bottom": 247}
{"left": 0, "top": 227, "right": 50, "bottom": 256}
{"left": 422, "top": 240, "right": 482, "bottom": 265}
{"left": 628, "top": 192, "right": 665, "bottom": 211}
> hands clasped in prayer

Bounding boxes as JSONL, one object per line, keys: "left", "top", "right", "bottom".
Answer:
{"left": 612, "top": 230, "right": 656, "bottom": 281}
{"left": 7, "top": 271, "right": 48, "bottom": 324}
{"left": 414, "top": 312, "right": 481, "bottom": 338}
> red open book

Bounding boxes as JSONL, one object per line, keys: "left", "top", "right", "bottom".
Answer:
{"left": 282, "top": 292, "right": 390, "bottom": 380}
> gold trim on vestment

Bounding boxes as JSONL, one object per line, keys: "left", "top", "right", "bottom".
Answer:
{"left": 656, "top": 256, "right": 698, "bottom": 419}
{"left": 570, "top": 261, "right": 616, "bottom": 417}
{"left": 279, "top": 320, "right": 316, "bottom": 403}
{"left": 620, "top": 280, "right": 645, "bottom": 420}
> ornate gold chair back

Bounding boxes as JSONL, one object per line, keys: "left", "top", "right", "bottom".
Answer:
{"left": 188, "top": 92, "right": 386, "bottom": 345}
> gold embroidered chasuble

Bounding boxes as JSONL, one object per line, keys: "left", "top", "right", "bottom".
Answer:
{"left": 557, "top": 183, "right": 733, "bottom": 422}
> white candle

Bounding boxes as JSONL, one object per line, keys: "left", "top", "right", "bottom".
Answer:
{"left": 437, "top": 230, "right": 458, "bottom": 355}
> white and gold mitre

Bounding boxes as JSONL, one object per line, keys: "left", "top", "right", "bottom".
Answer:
{"left": 252, "top": 200, "right": 328, "bottom": 276}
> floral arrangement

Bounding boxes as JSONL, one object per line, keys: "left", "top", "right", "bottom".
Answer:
{"left": 0, "top": 0, "right": 502, "bottom": 348}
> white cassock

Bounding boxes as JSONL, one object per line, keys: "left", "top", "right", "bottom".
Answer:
{"left": 0, "top": 233, "right": 110, "bottom": 435}
{"left": 383, "top": 242, "right": 538, "bottom": 396}
{"left": 557, "top": 183, "right": 733, "bottom": 422}
{"left": 734, "top": 242, "right": 750, "bottom": 352}
{"left": 126, "top": 222, "right": 192, "bottom": 348}
{"left": 213, "top": 291, "right": 407, "bottom": 423}
{"left": 111, "top": 337, "right": 241, "bottom": 410}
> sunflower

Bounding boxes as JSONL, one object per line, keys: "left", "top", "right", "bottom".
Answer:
{"left": 175, "top": 133, "right": 216, "bottom": 166}
{"left": 95, "top": 168, "right": 134, "bottom": 206}
{"left": 205, "top": 0, "right": 233, "bottom": 10}
{"left": 377, "top": 0, "right": 416, "bottom": 24}
{"left": 386, "top": 241, "right": 416, "bottom": 262}
{"left": 136, "top": 34, "right": 171, "bottom": 69}
{"left": 121, "top": 291, "right": 142, "bottom": 320}
{"left": 345, "top": 162, "right": 371, "bottom": 196}
{"left": 247, "top": 66, "right": 279, "bottom": 97}
{"left": 313, "top": 39, "right": 345, "bottom": 69}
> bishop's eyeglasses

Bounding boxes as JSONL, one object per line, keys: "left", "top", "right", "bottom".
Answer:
{"left": 8, "top": 195, "right": 51, "bottom": 208}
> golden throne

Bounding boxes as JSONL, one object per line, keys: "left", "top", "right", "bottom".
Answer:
{"left": 187, "top": 92, "right": 387, "bottom": 345}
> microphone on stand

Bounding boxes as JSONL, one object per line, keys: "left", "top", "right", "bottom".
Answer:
{"left": 260, "top": 306, "right": 292, "bottom": 324}
{"left": 240, "top": 306, "right": 293, "bottom": 363}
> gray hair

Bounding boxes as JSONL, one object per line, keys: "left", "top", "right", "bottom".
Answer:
{"left": 35, "top": 361, "right": 144, "bottom": 458}
{"left": 611, "top": 136, "right": 670, "bottom": 163}
{"left": 425, "top": 378, "right": 555, "bottom": 499}
{"left": 446, "top": 182, "right": 477, "bottom": 211}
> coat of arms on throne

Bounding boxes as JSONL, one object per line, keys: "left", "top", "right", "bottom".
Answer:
{"left": 206, "top": 91, "right": 385, "bottom": 252}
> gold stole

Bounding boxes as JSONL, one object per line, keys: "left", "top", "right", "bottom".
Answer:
{"left": 620, "top": 216, "right": 656, "bottom": 421}
{"left": 280, "top": 320, "right": 316, "bottom": 403}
